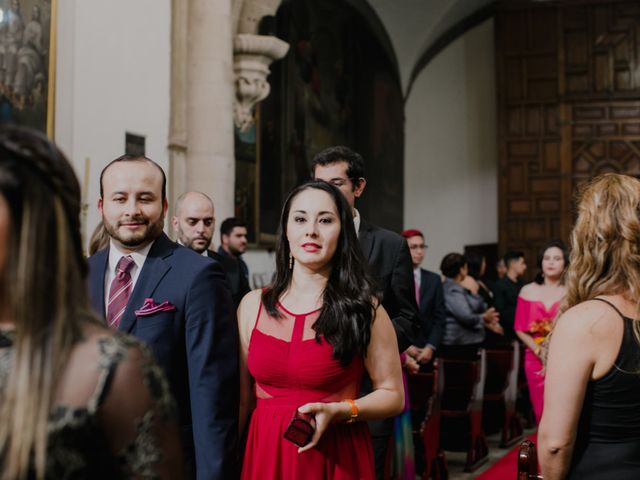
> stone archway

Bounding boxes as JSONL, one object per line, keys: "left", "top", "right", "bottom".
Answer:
{"left": 244, "top": 0, "right": 405, "bottom": 241}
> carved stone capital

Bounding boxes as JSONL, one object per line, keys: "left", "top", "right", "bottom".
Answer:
{"left": 235, "top": 0, "right": 283, "bottom": 36}
{"left": 233, "top": 33, "right": 289, "bottom": 132}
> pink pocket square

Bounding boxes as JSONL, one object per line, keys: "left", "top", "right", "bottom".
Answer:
{"left": 135, "top": 298, "right": 176, "bottom": 316}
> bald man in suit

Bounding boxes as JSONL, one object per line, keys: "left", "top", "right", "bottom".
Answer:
{"left": 171, "top": 191, "right": 250, "bottom": 309}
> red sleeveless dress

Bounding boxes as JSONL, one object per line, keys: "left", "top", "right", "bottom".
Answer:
{"left": 241, "top": 301, "right": 375, "bottom": 480}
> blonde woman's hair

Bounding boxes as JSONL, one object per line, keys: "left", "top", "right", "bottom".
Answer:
{"left": 558, "top": 174, "right": 640, "bottom": 332}
{"left": 88, "top": 220, "right": 109, "bottom": 256}
{"left": 0, "top": 126, "right": 94, "bottom": 479}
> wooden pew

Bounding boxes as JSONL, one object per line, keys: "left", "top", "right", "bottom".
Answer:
{"left": 408, "top": 360, "right": 448, "bottom": 480}
{"left": 517, "top": 439, "right": 543, "bottom": 480}
{"left": 439, "top": 348, "right": 489, "bottom": 472}
{"left": 483, "top": 341, "right": 524, "bottom": 447}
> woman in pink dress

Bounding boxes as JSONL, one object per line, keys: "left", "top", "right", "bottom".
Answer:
{"left": 514, "top": 240, "right": 567, "bottom": 423}
{"left": 238, "top": 180, "right": 404, "bottom": 480}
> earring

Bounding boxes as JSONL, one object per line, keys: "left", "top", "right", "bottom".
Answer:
{"left": 289, "top": 253, "right": 293, "bottom": 270}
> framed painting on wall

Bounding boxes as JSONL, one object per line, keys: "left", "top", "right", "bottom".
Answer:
{"left": 0, "top": 0, "right": 56, "bottom": 137}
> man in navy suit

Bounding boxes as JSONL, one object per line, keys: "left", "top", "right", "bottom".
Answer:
{"left": 88, "top": 155, "right": 238, "bottom": 480}
{"left": 401, "top": 229, "right": 446, "bottom": 363}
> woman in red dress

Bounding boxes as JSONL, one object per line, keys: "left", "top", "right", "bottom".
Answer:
{"left": 238, "top": 180, "right": 404, "bottom": 480}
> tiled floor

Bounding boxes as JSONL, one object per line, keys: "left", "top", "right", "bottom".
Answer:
{"left": 444, "top": 427, "right": 536, "bottom": 480}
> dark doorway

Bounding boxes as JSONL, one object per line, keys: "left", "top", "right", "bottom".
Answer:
{"left": 240, "top": 0, "right": 404, "bottom": 243}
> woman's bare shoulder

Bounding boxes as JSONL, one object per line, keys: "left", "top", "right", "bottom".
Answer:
{"left": 518, "top": 282, "right": 540, "bottom": 299}
{"left": 240, "top": 288, "right": 262, "bottom": 306}
{"left": 238, "top": 289, "right": 262, "bottom": 320}
{"left": 237, "top": 289, "right": 263, "bottom": 342}
{"left": 554, "top": 300, "right": 620, "bottom": 338}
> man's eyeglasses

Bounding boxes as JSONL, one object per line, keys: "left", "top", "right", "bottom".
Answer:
{"left": 328, "top": 178, "right": 357, "bottom": 188}
{"left": 409, "top": 244, "right": 428, "bottom": 251}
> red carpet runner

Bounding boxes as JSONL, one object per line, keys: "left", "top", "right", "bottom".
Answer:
{"left": 475, "top": 433, "right": 537, "bottom": 480}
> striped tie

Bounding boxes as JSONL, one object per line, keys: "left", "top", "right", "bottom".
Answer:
{"left": 107, "top": 255, "right": 135, "bottom": 329}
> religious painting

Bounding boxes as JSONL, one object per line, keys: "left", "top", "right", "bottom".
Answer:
{"left": 245, "top": 0, "right": 404, "bottom": 244}
{"left": 0, "top": 0, "right": 55, "bottom": 136}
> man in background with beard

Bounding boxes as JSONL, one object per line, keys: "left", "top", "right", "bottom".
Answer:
{"left": 87, "top": 155, "right": 238, "bottom": 480}
{"left": 171, "top": 191, "right": 250, "bottom": 308}
{"left": 218, "top": 217, "right": 250, "bottom": 288}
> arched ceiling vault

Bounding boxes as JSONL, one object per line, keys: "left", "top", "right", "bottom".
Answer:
{"left": 366, "top": 0, "right": 496, "bottom": 98}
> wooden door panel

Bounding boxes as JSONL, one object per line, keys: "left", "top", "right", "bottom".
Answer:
{"left": 498, "top": 1, "right": 640, "bottom": 277}
{"left": 571, "top": 102, "right": 640, "bottom": 190}
{"left": 563, "top": 2, "right": 640, "bottom": 99}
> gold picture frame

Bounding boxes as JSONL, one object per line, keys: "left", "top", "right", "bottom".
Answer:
{"left": 0, "top": 0, "right": 56, "bottom": 137}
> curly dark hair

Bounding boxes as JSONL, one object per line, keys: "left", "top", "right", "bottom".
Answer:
{"left": 440, "top": 252, "right": 468, "bottom": 279}
{"left": 310, "top": 146, "right": 366, "bottom": 189}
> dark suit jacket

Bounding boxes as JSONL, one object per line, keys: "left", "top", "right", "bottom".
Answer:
{"left": 358, "top": 220, "right": 420, "bottom": 352}
{"left": 88, "top": 233, "right": 238, "bottom": 480}
{"left": 493, "top": 276, "right": 523, "bottom": 340}
{"left": 416, "top": 268, "right": 446, "bottom": 350}
{"left": 208, "top": 250, "right": 251, "bottom": 309}
{"left": 217, "top": 246, "right": 249, "bottom": 284}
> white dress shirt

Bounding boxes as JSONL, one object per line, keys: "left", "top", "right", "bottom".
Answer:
{"left": 104, "top": 239, "right": 154, "bottom": 311}
{"left": 353, "top": 208, "right": 361, "bottom": 237}
{"left": 413, "top": 266, "right": 421, "bottom": 294}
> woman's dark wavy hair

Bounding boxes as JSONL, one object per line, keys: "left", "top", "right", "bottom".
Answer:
{"left": 534, "top": 239, "right": 569, "bottom": 284}
{"left": 262, "top": 180, "right": 378, "bottom": 366}
{"left": 465, "top": 251, "right": 485, "bottom": 279}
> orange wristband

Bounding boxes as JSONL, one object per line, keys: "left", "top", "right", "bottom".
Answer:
{"left": 343, "top": 399, "right": 359, "bottom": 423}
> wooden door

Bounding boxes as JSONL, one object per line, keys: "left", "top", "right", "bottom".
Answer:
{"left": 496, "top": 0, "right": 640, "bottom": 274}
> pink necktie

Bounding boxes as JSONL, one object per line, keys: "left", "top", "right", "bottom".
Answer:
{"left": 415, "top": 273, "right": 420, "bottom": 305}
{"left": 107, "top": 255, "right": 135, "bottom": 329}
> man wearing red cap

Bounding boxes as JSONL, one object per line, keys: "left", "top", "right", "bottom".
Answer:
{"left": 401, "top": 229, "right": 446, "bottom": 363}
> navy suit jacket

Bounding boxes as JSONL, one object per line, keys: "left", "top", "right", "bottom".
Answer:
{"left": 208, "top": 250, "right": 250, "bottom": 309}
{"left": 358, "top": 220, "right": 420, "bottom": 352}
{"left": 88, "top": 233, "right": 238, "bottom": 480}
{"left": 416, "top": 268, "right": 446, "bottom": 350}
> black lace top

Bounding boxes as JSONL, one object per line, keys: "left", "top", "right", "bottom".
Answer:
{"left": 0, "top": 326, "right": 181, "bottom": 479}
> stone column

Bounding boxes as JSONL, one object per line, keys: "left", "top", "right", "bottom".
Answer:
{"left": 169, "top": 0, "right": 288, "bottom": 240}
{"left": 169, "top": 0, "right": 236, "bottom": 229}
{"left": 168, "top": 0, "right": 189, "bottom": 206}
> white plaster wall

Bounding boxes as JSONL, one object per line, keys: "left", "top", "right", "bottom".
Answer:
{"left": 367, "top": 0, "right": 493, "bottom": 93}
{"left": 243, "top": 249, "right": 276, "bottom": 289}
{"left": 51, "top": 0, "right": 495, "bottom": 280}
{"left": 404, "top": 18, "right": 497, "bottom": 273}
{"left": 55, "top": 0, "right": 171, "bottom": 248}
